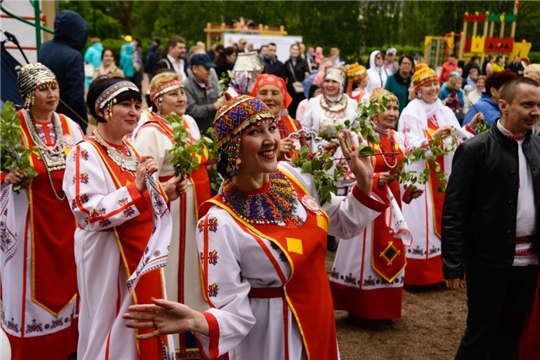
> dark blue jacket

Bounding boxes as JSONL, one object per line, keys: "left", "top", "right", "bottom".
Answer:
{"left": 39, "top": 10, "right": 89, "bottom": 132}
{"left": 263, "top": 56, "right": 286, "bottom": 80}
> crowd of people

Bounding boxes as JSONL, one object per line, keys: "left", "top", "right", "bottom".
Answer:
{"left": 1, "top": 9, "right": 540, "bottom": 360}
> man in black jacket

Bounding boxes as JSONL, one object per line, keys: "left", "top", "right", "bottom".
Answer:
{"left": 442, "top": 76, "right": 540, "bottom": 360}
{"left": 262, "top": 43, "right": 286, "bottom": 79}
{"left": 508, "top": 55, "right": 525, "bottom": 76}
{"left": 39, "top": 10, "right": 88, "bottom": 132}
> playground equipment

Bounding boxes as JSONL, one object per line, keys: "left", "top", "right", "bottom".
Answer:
{"left": 424, "top": 0, "right": 531, "bottom": 69}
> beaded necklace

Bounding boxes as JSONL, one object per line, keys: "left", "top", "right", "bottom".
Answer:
{"left": 219, "top": 172, "right": 304, "bottom": 227}
{"left": 319, "top": 94, "right": 348, "bottom": 114}
{"left": 93, "top": 129, "right": 138, "bottom": 174}
{"left": 24, "top": 110, "right": 67, "bottom": 201}
{"left": 374, "top": 126, "right": 398, "bottom": 169}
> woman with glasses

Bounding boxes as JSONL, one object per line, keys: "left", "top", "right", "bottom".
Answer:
{"left": 397, "top": 64, "right": 481, "bottom": 287}
{"left": 385, "top": 54, "right": 415, "bottom": 115}
{"left": 367, "top": 51, "right": 388, "bottom": 94}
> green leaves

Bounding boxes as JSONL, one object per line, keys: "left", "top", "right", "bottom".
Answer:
{"left": 392, "top": 132, "right": 457, "bottom": 194}
{"left": 167, "top": 113, "right": 214, "bottom": 177}
{"left": 476, "top": 119, "right": 491, "bottom": 134}
{"left": 203, "top": 128, "right": 223, "bottom": 195}
{"left": 288, "top": 100, "right": 389, "bottom": 205}
{"left": 0, "top": 102, "right": 38, "bottom": 193}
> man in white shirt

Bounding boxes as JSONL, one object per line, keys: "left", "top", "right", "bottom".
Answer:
{"left": 154, "top": 35, "right": 187, "bottom": 81}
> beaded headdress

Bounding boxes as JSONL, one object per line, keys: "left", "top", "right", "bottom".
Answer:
{"left": 94, "top": 80, "right": 139, "bottom": 116}
{"left": 347, "top": 63, "right": 367, "bottom": 83}
{"left": 412, "top": 63, "right": 438, "bottom": 90}
{"left": 214, "top": 95, "right": 275, "bottom": 176}
{"left": 249, "top": 74, "right": 292, "bottom": 109}
{"left": 214, "top": 95, "right": 275, "bottom": 149}
{"left": 17, "top": 63, "right": 58, "bottom": 109}
{"left": 150, "top": 79, "right": 183, "bottom": 104}
{"left": 324, "top": 68, "right": 346, "bottom": 89}
{"left": 370, "top": 87, "right": 399, "bottom": 105}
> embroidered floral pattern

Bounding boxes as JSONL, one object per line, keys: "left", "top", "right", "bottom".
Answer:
{"left": 343, "top": 273, "right": 357, "bottom": 285}
{"left": 330, "top": 268, "right": 339, "bottom": 279}
{"left": 197, "top": 220, "right": 204, "bottom": 233}
{"left": 99, "top": 219, "right": 112, "bottom": 228}
{"left": 362, "top": 275, "right": 377, "bottom": 287}
{"left": 118, "top": 197, "right": 129, "bottom": 206}
{"left": 408, "top": 245, "right": 426, "bottom": 256}
{"left": 80, "top": 149, "right": 89, "bottom": 161}
{"left": 208, "top": 283, "right": 219, "bottom": 297}
{"left": 208, "top": 250, "right": 219, "bottom": 265}
{"left": 208, "top": 217, "right": 218, "bottom": 232}
{"left": 80, "top": 172, "right": 89, "bottom": 184}
{"left": 123, "top": 207, "right": 135, "bottom": 217}
{"left": 26, "top": 319, "right": 44, "bottom": 333}
{"left": 90, "top": 208, "right": 106, "bottom": 219}
{"left": 6, "top": 318, "right": 19, "bottom": 333}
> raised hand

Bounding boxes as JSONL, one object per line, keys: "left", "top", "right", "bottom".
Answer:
{"left": 338, "top": 129, "right": 373, "bottom": 194}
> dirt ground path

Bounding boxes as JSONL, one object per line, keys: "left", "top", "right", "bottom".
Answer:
{"left": 326, "top": 252, "right": 468, "bottom": 360}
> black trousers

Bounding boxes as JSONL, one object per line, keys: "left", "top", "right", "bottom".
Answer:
{"left": 455, "top": 262, "right": 538, "bottom": 360}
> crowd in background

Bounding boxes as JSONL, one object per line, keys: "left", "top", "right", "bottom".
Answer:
{"left": 2, "top": 8, "right": 540, "bottom": 360}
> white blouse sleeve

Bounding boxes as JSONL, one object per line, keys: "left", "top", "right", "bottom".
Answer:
{"left": 195, "top": 209, "right": 256, "bottom": 358}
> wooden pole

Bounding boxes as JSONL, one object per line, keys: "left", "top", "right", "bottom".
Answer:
{"left": 510, "top": 1, "right": 518, "bottom": 39}
{"left": 481, "top": 12, "right": 489, "bottom": 66}
{"left": 500, "top": 14, "right": 505, "bottom": 38}
{"left": 459, "top": 18, "right": 467, "bottom": 59}
{"left": 41, "top": 0, "right": 56, "bottom": 41}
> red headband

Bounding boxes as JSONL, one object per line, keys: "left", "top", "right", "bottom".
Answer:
{"left": 250, "top": 74, "right": 293, "bottom": 110}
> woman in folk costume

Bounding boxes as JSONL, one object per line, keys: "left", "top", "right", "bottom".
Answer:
{"left": 302, "top": 68, "right": 358, "bottom": 135}
{"left": 250, "top": 74, "right": 306, "bottom": 160}
{"left": 397, "top": 64, "right": 482, "bottom": 286}
{"left": 62, "top": 76, "right": 185, "bottom": 359}
{"left": 132, "top": 72, "right": 211, "bottom": 359}
{"left": 124, "top": 95, "right": 390, "bottom": 359}
{"left": 346, "top": 62, "right": 369, "bottom": 103}
{"left": 330, "top": 88, "right": 423, "bottom": 323}
{"left": 0, "top": 63, "right": 84, "bottom": 360}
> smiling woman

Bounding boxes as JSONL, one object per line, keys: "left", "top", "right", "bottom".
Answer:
{"left": 397, "top": 64, "right": 480, "bottom": 287}
{"left": 1, "top": 62, "right": 84, "bottom": 360}
{"left": 132, "top": 72, "right": 212, "bottom": 358}
{"left": 250, "top": 74, "right": 306, "bottom": 159}
{"left": 63, "top": 76, "right": 184, "bottom": 359}
{"left": 123, "top": 95, "right": 390, "bottom": 360}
